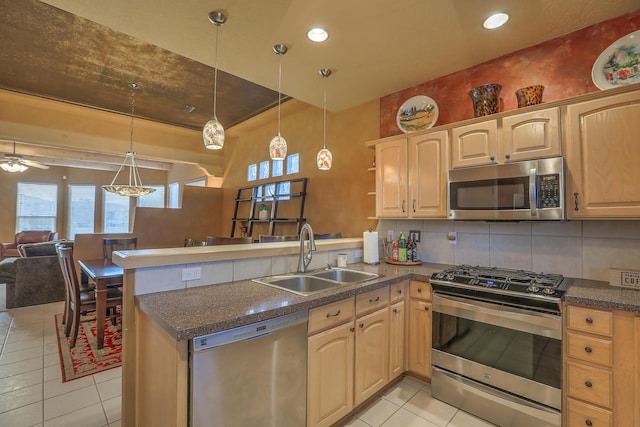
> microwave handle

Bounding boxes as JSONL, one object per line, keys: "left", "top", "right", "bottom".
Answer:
{"left": 529, "top": 168, "right": 537, "bottom": 217}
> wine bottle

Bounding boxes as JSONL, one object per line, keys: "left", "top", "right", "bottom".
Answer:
{"left": 398, "top": 232, "right": 407, "bottom": 262}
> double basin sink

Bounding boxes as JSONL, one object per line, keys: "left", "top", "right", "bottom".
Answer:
{"left": 253, "top": 267, "right": 380, "bottom": 296}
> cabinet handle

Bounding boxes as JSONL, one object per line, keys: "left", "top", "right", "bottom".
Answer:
{"left": 505, "top": 153, "right": 511, "bottom": 160}
{"left": 402, "top": 200, "right": 406, "bottom": 213}
{"left": 359, "top": 323, "right": 364, "bottom": 329}
{"left": 585, "top": 317, "right": 593, "bottom": 324}
{"left": 574, "top": 192, "right": 579, "bottom": 211}
{"left": 369, "top": 296, "right": 380, "bottom": 303}
{"left": 412, "top": 199, "right": 416, "bottom": 213}
{"left": 584, "top": 346, "right": 592, "bottom": 353}
{"left": 490, "top": 155, "right": 495, "bottom": 161}
{"left": 585, "top": 419, "right": 593, "bottom": 426}
{"left": 424, "top": 306, "right": 430, "bottom": 311}
{"left": 585, "top": 380, "right": 593, "bottom": 388}
{"left": 417, "top": 288, "right": 422, "bottom": 293}
{"left": 326, "top": 310, "right": 341, "bottom": 318}
{"left": 397, "top": 289, "right": 402, "bottom": 294}
{"left": 393, "top": 308, "right": 400, "bottom": 314}
{"left": 349, "top": 327, "right": 355, "bottom": 333}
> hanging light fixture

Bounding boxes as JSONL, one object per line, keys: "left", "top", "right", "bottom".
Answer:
{"left": 102, "top": 83, "right": 156, "bottom": 197}
{"left": 203, "top": 10, "right": 227, "bottom": 150}
{"left": 317, "top": 68, "right": 333, "bottom": 170}
{"left": 269, "top": 43, "right": 288, "bottom": 160}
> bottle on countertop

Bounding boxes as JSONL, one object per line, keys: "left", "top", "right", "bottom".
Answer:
{"left": 398, "top": 232, "right": 407, "bottom": 262}
{"left": 410, "top": 237, "right": 418, "bottom": 261}
{"left": 406, "top": 236, "right": 413, "bottom": 262}
{"left": 392, "top": 240, "right": 399, "bottom": 261}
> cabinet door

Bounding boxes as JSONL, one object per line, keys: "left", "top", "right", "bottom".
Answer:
{"left": 376, "top": 138, "right": 408, "bottom": 217}
{"left": 450, "top": 120, "right": 498, "bottom": 168}
{"left": 407, "top": 299, "right": 432, "bottom": 379}
{"left": 501, "top": 107, "right": 561, "bottom": 163}
{"left": 408, "top": 131, "right": 448, "bottom": 218}
{"left": 565, "top": 90, "right": 640, "bottom": 218}
{"left": 307, "top": 323, "right": 355, "bottom": 427}
{"left": 389, "top": 300, "right": 405, "bottom": 380}
{"left": 354, "top": 308, "right": 389, "bottom": 406}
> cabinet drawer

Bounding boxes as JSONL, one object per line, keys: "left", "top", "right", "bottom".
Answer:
{"left": 566, "top": 331, "right": 613, "bottom": 367}
{"left": 389, "top": 282, "right": 406, "bottom": 303}
{"left": 356, "top": 288, "right": 389, "bottom": 316}
{"left": 567, "top": 362, "right": 612, "bottom": 408}
{"left": 567, "top": 398, "right": 612, "bottom": 427}
{"left": 409, "top": 280, "right": 431, "bottom": 300}
{"left": 309, "top": 297, "right": 354, "bottom": 335}
{"left": 566, "top": 306, "right": 613, "bottom": 337}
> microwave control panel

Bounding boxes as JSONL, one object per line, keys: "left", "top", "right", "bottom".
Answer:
{"left": 537, "top": 174, "right": 561, "bottom": 208}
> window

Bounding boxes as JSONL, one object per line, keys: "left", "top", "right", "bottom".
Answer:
{"left": 287, "top": 153, "right": 299, "bottom": 174}
{"left": 272, "top": 159, "right": 284, "bottom": 177}
{"left": 16, "top": 182, "right": 58, "bottom": 232}
{"left": 103, "top": 190, "right": 130, "bottom": 233}
{"left": 137, "top": 185, "right": 165, "bottom": 208}
{"left": 168, "top": 182, "right": 180, "bottom": 208}
{"left": 277, "top": 181, "right": 291, "bottom": 201}
{"left": 68, "top": 185, "right": 95, "bottom": 239}
{"left": 247, "top": 164, "right": 257, "bottom": 181}
{"left": 259, "top": 161, "right": 270, "bottom": 179}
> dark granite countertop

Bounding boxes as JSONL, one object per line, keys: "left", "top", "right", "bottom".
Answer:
{"left": 564, "top": 277, "right": 640, "bottom": 313}
{"left": 136, "top": 262, "right": 640, "bottom": 342}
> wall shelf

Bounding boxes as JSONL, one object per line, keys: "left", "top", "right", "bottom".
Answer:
{"left": 231, "top": 177, "right": 308, "bottom": 238}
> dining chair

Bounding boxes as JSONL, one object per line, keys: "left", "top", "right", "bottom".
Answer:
{"left": 258, "top": 235, "right": 299, "bottom": 243}
{"left": 56, "top": 244, "right": 123, "bottom": 347}
{"left": 206, "top": 236, "right": 253, "bottom": 245}
{"left": 103, "top": 237, "right": 138, "bottom": 260}
{"left": 313, "top": 232, "right": 342, "bottom": 240}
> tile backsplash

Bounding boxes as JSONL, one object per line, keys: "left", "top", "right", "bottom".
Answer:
{"left": 378, "top": 220, "right": 640, "bottom": 281}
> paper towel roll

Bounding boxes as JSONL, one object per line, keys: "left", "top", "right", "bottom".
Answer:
{"left": 363, "top": 230, "right": 379, "bottom": 264}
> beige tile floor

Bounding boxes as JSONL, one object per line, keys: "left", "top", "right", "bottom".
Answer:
{"left": 0, "top": 301, "right": 121, "bottom": 427}
{"left": 0, "top": 300, "right": 495, "bottom": 427}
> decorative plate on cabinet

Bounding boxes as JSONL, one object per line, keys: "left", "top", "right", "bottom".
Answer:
{"left": 592, "top": 29, "right": 640, "bottom": 90}
{"left": 396, "top": 95, "right": 439, "bottom": 133}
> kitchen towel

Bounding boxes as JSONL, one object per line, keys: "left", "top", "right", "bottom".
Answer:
{"left": 363, "top": 230, "right": 379, "bottom": 264}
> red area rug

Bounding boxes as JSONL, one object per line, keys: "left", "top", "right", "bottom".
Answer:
{"left": 54, "top": 312, "right": 122, "bottom": 382}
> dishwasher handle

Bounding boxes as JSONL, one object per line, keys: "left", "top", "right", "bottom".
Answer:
{"left": 192, "top": 310, "right": 309, "bottom": 351}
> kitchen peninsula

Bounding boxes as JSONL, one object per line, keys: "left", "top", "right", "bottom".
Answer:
{"left": 112, "top": 240, "right": 640, "bottom": 427}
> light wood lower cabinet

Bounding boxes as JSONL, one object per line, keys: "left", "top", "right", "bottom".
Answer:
{"left": 407, "top": 281, "right": 432, "bottom": 379}
{"left": 354, "top": 307, "right": 389, "bottom": 406}
{"left": 564, "top": 304, "right": 638, "bottom": 427}
{"left": 389, "top": 300, "right": 405, "bottom": 380}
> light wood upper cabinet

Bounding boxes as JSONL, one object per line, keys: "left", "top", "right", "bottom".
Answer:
{"left": 565, "top": 89, "right": 640, "bottom": 219}
{"left": 376, "top": 137, "right": 408, "bottom": 217}
{"left": 450, "top": 119, "right": 498, "bottom": 168}
{"left": 375, "top": 131, "right": 448, "bottom": 218}
{"left": 501, "top": 107, "right": 561, "bottom": 162}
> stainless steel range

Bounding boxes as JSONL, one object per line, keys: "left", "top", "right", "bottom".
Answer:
{"left": 430, "top": 265, "right": 572, "bottom": 427}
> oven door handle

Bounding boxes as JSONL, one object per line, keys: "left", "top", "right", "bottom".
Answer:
{"left": 529, "top": 167, "right": 538, "bottom": 217}
{"left": 432, "top": 293, "right": 561, "bottom": 339}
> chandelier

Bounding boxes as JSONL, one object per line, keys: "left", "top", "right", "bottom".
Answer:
{"left": 202, "top": 10, "right": 227, "bottom": 150}
{"left": 102, "top": 83, "right": 156, "bottom": 197}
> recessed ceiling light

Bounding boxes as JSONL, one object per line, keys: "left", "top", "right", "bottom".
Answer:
{"left": 483, "top": 12, "right": 509, "bottom": 29}
{"left": 307, "top": 27, "right": 329, "bottom": 43}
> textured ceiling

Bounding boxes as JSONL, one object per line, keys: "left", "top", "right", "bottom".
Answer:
{"left": 1, "top": 0, "right": 639, "bottom": 132}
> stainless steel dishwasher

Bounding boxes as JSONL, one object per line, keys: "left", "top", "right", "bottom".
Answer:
{"left": 190, "top": 310, "right": 308, "bottom": 427}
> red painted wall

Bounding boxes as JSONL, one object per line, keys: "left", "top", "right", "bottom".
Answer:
{"left": 380, "top": 10, "right": 640, "bottom": 138}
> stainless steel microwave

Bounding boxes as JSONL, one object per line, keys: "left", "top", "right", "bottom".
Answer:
{"left": 448, "top": 157, "right": 565, "bottom": 221}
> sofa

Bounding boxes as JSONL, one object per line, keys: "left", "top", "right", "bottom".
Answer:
{"left": 1, "top": 230, "right": 58, "bottom": 260}
{"left": 0, "top": 240, "right": 71, "bottom": 309}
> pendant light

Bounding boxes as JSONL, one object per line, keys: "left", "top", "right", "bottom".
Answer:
{"left": 269, "top": 43, "right": 288, "bottom": 160}
{"left": 316, "top": 68, "right": 333, "bottom": 170}
{"left": 202, "top": 10, "right": 227, "bottom": 150}
{"left": 102, "top": 83, "right": 156, "bottom": 197}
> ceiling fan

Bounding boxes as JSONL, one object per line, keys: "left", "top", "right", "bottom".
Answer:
{"left": 1, "top": 142, "right": 49, "bottom": 172}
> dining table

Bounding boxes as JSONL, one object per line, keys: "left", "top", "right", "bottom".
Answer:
{"left": 77, "top": 258, "right": 124, "bottom": 349}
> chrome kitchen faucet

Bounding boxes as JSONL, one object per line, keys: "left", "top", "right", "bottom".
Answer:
{"left": 298, "top": 223, "right": 316, "bottom": 273}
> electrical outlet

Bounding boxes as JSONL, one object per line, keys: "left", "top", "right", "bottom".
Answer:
{"left": 354, "top": 249, "right": 362, "bottom": 261}
{"left": 182, "top": 267, "right": 201, "bottom": 281}
{"left": 447, "top": 232, "right": 458, "bottom": 245}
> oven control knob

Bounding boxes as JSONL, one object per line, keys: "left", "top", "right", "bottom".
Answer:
{"left": 542, "top": 287, "right": 555, "bottom": 296}
{"left": 527, "top": 284, "right": 540, "bottom": 293}
{"left": 469, "top": 279, "right": 479, "bottom": 285}
{"left": 446, "top": 274, "right": 455, "bottom": 281}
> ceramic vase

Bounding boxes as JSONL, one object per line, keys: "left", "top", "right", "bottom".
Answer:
{"left": 469, "top": 84, "right": 502, "bottom": 117}
{"left": 515, "top": 85, "right": 545, "bottom": 108}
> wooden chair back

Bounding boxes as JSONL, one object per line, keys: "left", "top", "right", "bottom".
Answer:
{"left": 206, "top": 236, "right": 253, "bottom": 246}
{"left": 103, "top": 237, "right": 138, "bottom": 260}
{"left": 258, "top": 235, "right": 299, "bottom": 243}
